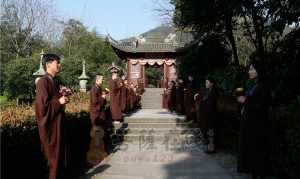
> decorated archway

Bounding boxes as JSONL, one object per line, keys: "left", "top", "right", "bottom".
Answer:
{"left": 127, "top": 58, "right": 177, "bottom": 88}
{"left": 106, "top": 34, "right": 183, "bottom": 89}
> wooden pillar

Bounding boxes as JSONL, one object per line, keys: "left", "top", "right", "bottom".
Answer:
{"left": 163, "top": 62, "right": 168, "bottom": 88}
{"left": 141, "top": 64, "right": 145, "bottom": 89}
{"left": 127, "top": 59, "right": 131, "bottom": 80}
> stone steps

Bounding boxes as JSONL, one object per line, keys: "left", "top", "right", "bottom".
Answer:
{"left": 122, "top": 109, "right": 198, "bottom": 142}
{"left": 126, "top": 122, "right": 195, "bottom": 129}
{"left": 141, "top": 88, "right": 164, "bottom": 109}
{"left": 141, "top": 105, "right": 162, "bottom": 109}
{"left": 123, "top": 114, "right": 196, "bottom": 143}
{"left": 126, "top": 128, "right": 200, "bottom": 135}
{"left": 85, "top": 108, "right": 235, "bottom": 179}
{"left": 125, "top": 117, "right": 186, "bottom": 123}
{"left": 123, "top": 133, "right": 196, "bottom": 142}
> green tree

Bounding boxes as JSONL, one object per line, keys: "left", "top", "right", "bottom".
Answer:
{"left": 177, "top": 33, "right": 231, "bottom": 85}
{"left": 3, "top": 56, "right": 38, "bottom": 101}
{"left": 56, "top": 19, "right": 118, "bottom": 89}
{"left": 171, "top": 0, "right": 242, "bottom": 65}
{"left": 170, "top": 0, "right": 299, "bottom": 61}
{"left": 145, "top": 67, "right": 163, "bottom": 87}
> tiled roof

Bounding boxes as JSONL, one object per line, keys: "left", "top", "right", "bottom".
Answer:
{"left": 107, "top": 34, "right": 185, "bottom": 53}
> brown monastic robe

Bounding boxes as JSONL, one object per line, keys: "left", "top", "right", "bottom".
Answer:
{"left": 35, "top": 74, "right": 66, "bottom": 179}
{"left": 176, "top": 84, "right": 185, "bottom": 114}
{"left": 195, "top": 88, "right": 205, "bottom": 124}
{"left": 184, "top": 82, "right": 196, "bottom": 120}
{"left": 168, "top": 86, "right": 177, "bottom": 112}
{"left": 125, "top": 85, "right": 132, "bottom": 111}
{"left": 162, "top": 88, "right": 168, "bottom": 109}
{"left": 129, "top": 86, "right": 136, "bottom": 110}
{"left": 90, "top": 84, "right": 106, "bottom": 125}
{"left": 109, "top": 78, "right": 123, "bottom": 121}
{"left": 88, "top": 84, "right": 107, "bottom": 165}
{"left": 198, "top": 87, "right": 219, "bottom": 141}
{"left": 135, "top": 85, "right": 142, "bottom": 107}
{"left": 120, "top": 83, "right": 128, "bottom": 112}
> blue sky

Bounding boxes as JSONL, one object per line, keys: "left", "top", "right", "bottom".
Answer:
{"left": 56, "top": 0, "right": 171, "bottom": 40}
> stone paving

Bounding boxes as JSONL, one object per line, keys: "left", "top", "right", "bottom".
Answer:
{"left": 82, "top": 109, "right": 245, "bottom": 179}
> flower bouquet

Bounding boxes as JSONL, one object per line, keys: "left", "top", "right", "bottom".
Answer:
{"left": 59, "top": 86, "right": 73, "bottom": 97}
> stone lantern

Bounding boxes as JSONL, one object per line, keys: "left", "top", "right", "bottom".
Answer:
{"left": 78, "top": 60, "right": 89, "bottom": 92}
{"left": 33, "top": 50, "right": 46, "bottom": 84}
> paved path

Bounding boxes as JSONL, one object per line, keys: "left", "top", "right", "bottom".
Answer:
{"left": 83, "top": 109, "right": 235, "bottom": 179}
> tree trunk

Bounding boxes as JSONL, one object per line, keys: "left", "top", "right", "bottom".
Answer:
{"left": 225, "top": 14, "right": 239, "bottom": 65}
{"left": 251, "top": 6, "right": 265, "bottom": 59}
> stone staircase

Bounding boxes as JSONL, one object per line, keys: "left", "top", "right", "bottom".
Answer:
{"left": 141, "top": 88, "right": 164, "bottom": 109}
{"left": 122, "top": 109, "right": 200, "bottom": 144}
{"left": 86, "top": 108, "right": 235, "bottom": 179}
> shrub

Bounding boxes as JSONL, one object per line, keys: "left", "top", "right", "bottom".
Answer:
{"left": 3, "top": 57, "right": 38, "bottom": 101}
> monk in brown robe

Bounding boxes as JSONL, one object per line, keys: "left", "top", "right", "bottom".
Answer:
{"left": 87, "top": 74, "right": 107, "bottom": 165}
{"left": 120, "top": 75, "right": 128, "bottom": 113}
{"left": 194, "top": 87, "right": 205, "bottom": 127}
{"left": 129, "top": 82, "right": 136, "bottom": 110}
{"left": 162, "top": 88, "right": 168, "bottom": 109}
{"left": 123, "top": 79, "right": 131, "bottom": 112}
{"left": 200, "top": 77, "right": 219, "bottom": 153}
{"left": 167, "top": 81, "right": 176, "bottom": 112}
{"left": 35, "top": 54, "right": 69, "bottom": 179}
{"left": 135, "top": 84, "right": 142, "bottom": 108}
{"left": 109, "top": 71, "right": 123, "bottom": 122}
{"left": 184, "top": 75, "right": 196, "bottom": 121}
{"left": 176, "top": 78, "right": 185, "bottom": 114}
{"left": 90, "top": 75, "right": 106, "bottom": 126}
{"left": 162, "top": 80, "right": 169, "bottom": 109}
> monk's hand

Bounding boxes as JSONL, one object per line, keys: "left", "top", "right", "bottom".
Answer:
{"left": 59, "top": 96, "right": 69, "bottom": 105}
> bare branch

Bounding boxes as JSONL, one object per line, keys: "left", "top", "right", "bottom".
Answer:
{"left": 1, "top": 0, "right": 61, "bottom": 56}
{"left": 151, "top": 0, "right": 174, "bottom": 25}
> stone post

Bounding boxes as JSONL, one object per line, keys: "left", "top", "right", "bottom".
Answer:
{"left": 78, "top": 60, "right": 90, "bottom": 92}
{"left": 33, "top": 50, "right": 46, "bottom": 84}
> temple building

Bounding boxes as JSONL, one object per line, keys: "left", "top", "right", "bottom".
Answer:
{"left": 107, "top": 26, "right": 192, "bottom": 88}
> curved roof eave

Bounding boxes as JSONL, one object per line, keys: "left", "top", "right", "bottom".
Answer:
{"left": 106, "top": 34, "right": 178, "bottom": 53}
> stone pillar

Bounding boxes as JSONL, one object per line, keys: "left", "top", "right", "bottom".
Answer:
{"left": 78, "top": 60, "right": 90, "bottom": 92}
{"left": 33, "top": 50, "right": 46, "bottom": 84}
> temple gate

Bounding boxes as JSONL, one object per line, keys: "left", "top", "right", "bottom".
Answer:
{"left": 107, "top": 35, "right": 182, "bottom": 88}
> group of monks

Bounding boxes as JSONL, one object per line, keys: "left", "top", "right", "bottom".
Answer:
{"left": 36, "top": 53, "right": 272, "bottom": 179}
{"left": 87, "top": 70, "right": 143, "bottom": 167}
{"left": 162, "top": 75, "right": 220, "bottom": 154}
{"left": 35, "top": 54, "right": 144, "bottom": 179}
{"left": 162, "top": 76, "right": 198, "bottom": 120}
{"left": 108, "top": 73, "right": 143, "bottom": 122}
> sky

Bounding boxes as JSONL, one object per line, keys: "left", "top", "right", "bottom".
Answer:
{"left": 55, "top": 0, "right": 172, "bottom": 40}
